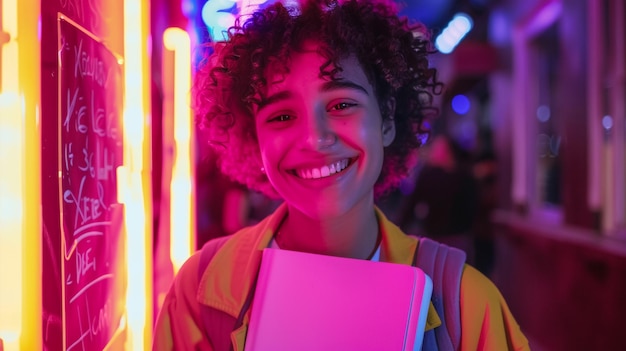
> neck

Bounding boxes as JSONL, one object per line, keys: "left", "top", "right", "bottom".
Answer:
{"left": 277, "top": 198, "right": 380, "bottom": 260}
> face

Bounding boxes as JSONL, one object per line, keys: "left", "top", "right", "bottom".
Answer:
{"left": 254, "top": 45, "right": 396, "bottom": 220}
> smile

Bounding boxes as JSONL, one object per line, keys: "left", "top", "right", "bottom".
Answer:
{"left": 294, "top": 159, "right": 352, "bottom": 180}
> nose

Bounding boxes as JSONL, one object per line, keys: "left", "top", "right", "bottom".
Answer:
{"left": 315, "top": 133, "right": 336, "bottom": 147}
{"left": 303, "top": 114, "right": 337, "bottom": 150}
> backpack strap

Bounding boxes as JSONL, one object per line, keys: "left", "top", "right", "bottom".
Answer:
{"left": 413, "top": 237, "right": 466, "bottom": 351}
{"left": 197, "top": 235, "right": 237, "bottom": 351}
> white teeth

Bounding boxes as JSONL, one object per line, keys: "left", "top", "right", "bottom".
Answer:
{"left": 296, "top": 159, "right": 350, "bottom": 179}
{"left": 321, "top": 166, "right": 330, "bottom": 177}
{"left": 312, "top": 168, "right": 320, "bottom": 178}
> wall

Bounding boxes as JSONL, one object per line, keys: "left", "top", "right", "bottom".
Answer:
{"left": 493, "top": 211, "right": 626, "bottom": 350}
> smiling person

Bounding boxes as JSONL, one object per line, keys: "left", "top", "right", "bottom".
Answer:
{"left": 153, "top": 0, "right": 529, "bottom": 350}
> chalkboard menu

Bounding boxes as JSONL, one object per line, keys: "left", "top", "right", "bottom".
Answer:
{"left": 58, "top": 15, "right": 126, "bottom": 350}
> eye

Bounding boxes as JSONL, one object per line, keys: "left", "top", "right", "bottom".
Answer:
{"left": 268, "top": 114, "right": 293, "bottom": 123}
{"left": 329, "top": 102, "right": 358, "bottom": 112}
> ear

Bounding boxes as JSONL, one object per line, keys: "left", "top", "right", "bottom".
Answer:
{"left": 382, "top": 118, "right": 396, "bottom": 147}
{"left": 382, "top": 98, "right": 396, "bottom": 147}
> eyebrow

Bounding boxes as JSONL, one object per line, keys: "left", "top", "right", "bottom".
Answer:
{"left": 256, "top": 90, "right": 292, "bottom": 113}
{"left": 256, "top": 79, "right": 370, "bottom": 113}
{"left": 320, "top": 80, "right": 370, "bottom": 95}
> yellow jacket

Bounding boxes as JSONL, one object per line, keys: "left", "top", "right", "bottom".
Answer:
{"left": 154, "top": 204, "right": 529, "bottom": 350}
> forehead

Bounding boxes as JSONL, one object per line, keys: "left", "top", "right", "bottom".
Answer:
{"left": 264, "top": 49, "right": 372, "bottom": 92}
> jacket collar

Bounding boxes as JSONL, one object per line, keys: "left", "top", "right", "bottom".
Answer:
{"left": 197, "top": 202, "right": 439, "bottom": 329}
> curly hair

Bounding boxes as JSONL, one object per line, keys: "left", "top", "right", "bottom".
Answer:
{"left": 194, "top": 0, "right": 442, "bottom": 199}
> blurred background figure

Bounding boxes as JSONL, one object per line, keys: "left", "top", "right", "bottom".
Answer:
{"left": 471, "top": 148, "right": 498, "bottom": 277}
{"left": 397, "top": 134, "right": 478, "bottom": 265}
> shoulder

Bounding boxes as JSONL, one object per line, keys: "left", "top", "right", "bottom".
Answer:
{"left": 170, "top": 250, "right": 204, "bottom": 298}
{"left": 459, "top": 264, "right": 510, "bottom": 319}
{"left": 460, "top": 264, "right": 502, "bottom": 304}
{"left": 153, "top": 252, "right": 204, "bottom": 342}
{"left": 459, "top": 265, "right": 530, "bottom": 350}
{"left": 154, "top": 251, "right": 217, "bottom": 350}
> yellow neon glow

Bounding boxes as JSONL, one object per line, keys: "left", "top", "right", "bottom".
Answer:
{"left": 122, "top": 0, "right": 152, "bottom": 350}
{"left": 0, "top": 91, "right": 23, "bottom": 351}
{"left": 163, "top": 27, "right": 195, "bottom": 273}
{"left": 0, "top": 0, "right": 42, "bottom": 350}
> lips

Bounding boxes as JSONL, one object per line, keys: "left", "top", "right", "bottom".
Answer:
{"left": 293, "top": 158, "right": 352, "bottom": 180}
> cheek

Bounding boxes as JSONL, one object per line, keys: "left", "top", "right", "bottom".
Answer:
{"left": 360, "top": 124, "right": 387, "bottom": 170}
{"left": 257, "top": 131, "right": 285, "bottom": 165}
{"left": 354, "top": 120, "right": 384, "bottom": 151}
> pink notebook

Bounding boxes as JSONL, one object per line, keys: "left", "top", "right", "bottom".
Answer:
{"left": 244, "top": 248, "right": 433, "bottom": 351}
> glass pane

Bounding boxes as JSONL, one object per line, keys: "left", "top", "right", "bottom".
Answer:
{"left": 532, "top": 23, "right": 561, "bottom": 208}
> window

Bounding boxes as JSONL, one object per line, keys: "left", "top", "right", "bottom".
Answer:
{"left": 595, "top": 0, "right": 626, "bottom": 236}
{"left": 532, "top": 23, "right": 561, "bottom": 208}
{"left": 511, "top": 0, "right": 564, "bottom": 223}
{"left": 588, "top": 0, "right": 626, "bottom": 236}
